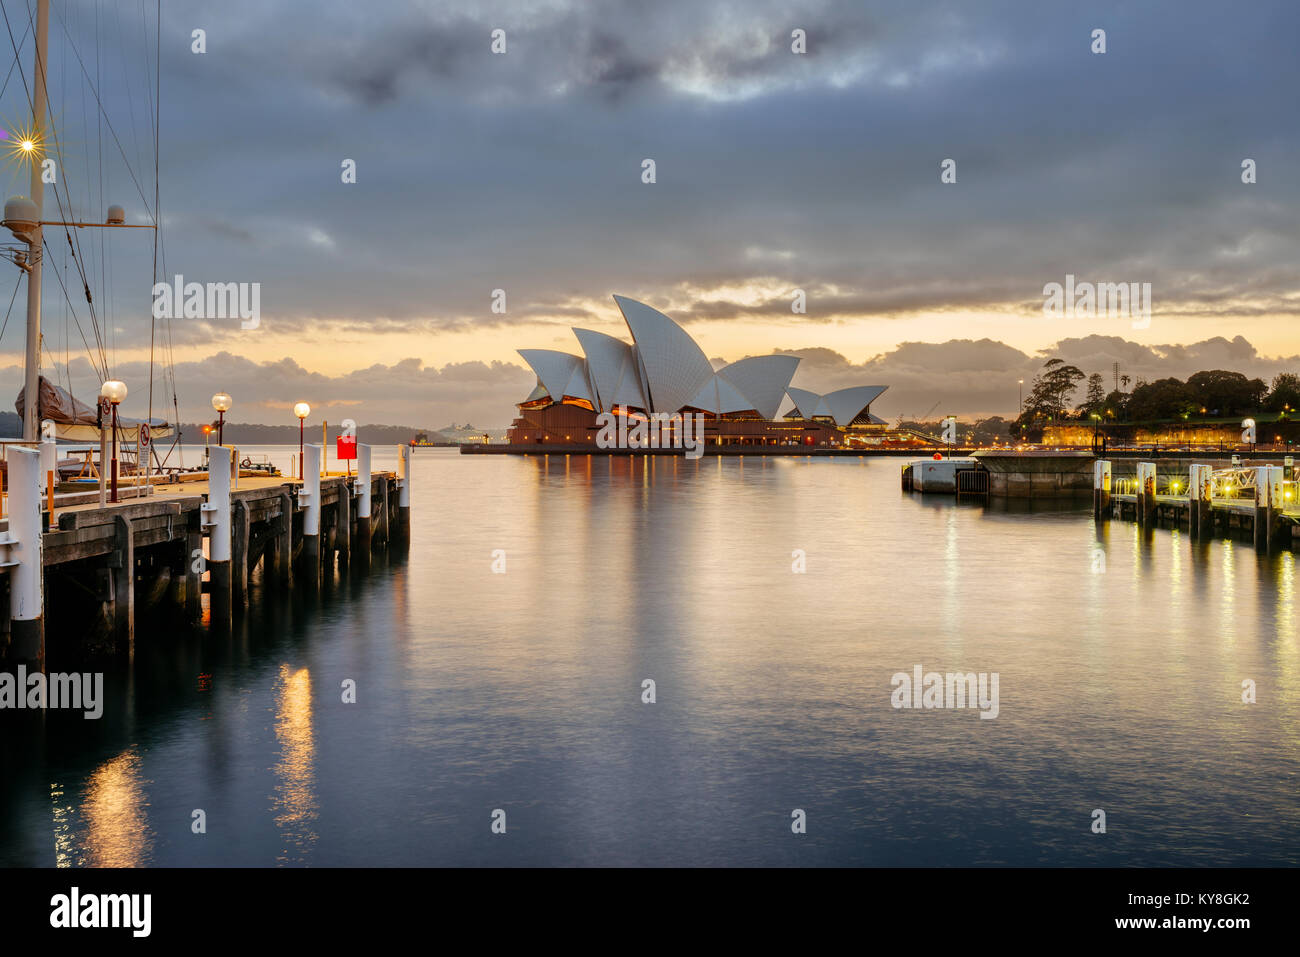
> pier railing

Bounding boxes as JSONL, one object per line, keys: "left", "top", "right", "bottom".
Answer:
{"left": 1, "top": 443, "right": 415, "bottom": 670}
{"left": 1095, "top": 458, "right": 1296, "bottom": 552}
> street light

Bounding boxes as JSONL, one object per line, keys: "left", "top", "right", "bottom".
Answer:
{"left": 100, "top": 379, "right": 127, "bottom": 503}
{"left": 211, "top": 392, "right": 232, "bottom": 446}
{"left": 294, "top": 402, "right": 311, "bottom": 479}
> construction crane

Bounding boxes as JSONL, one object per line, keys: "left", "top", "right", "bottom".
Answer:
{"left": 895, "top": 400, "right": 942, "bottom": 429}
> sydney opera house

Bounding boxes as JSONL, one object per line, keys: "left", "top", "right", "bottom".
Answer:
{"left": 507, "top": 295, "right": 900, "bottom": 449}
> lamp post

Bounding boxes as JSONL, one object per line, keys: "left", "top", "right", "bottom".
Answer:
{"left": 100, "top": 379, "right": 127, "bottom": 503}
{"left": 211, "top": 392, "right": 232, "bottom": 446}
{"left": 294, "top": 402, "right": 311, "bottom": 479}
{"left": 1091, "top": 413, "right": 1101, "bottom": 453}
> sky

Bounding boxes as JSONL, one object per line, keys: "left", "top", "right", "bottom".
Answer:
{"left": 0, "top": 0, "right": 1296, "bottom": 427}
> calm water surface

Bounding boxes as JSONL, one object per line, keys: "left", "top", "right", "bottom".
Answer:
{"left": 2, "top": 447, "right": 1297, "bottom": 866}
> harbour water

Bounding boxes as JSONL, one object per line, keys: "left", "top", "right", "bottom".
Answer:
{"left": 2, "top": 447, "right": 1297, "bottom": 866}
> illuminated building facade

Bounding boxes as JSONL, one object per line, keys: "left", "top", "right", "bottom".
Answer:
{"left": 507, "top": 296, "right": 903, "bottom": 449}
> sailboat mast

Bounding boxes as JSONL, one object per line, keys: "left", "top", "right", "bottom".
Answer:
{"left": 21, "top": 0, "right": 49, "bottom": 441}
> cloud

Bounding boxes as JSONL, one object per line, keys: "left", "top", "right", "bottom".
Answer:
{"left": 2, "top": 0, "right": 1293, "bottom": 410}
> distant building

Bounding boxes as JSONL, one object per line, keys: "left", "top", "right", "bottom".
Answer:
{"left": 508, "top": 295, "right": 904, "bottom": 448}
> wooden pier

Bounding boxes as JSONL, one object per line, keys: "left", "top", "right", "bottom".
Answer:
{"left": 1093, "top": 459, "right": 1299, "bottom": 551}
{"left": 0, "top": 443, "right": 412, "bottom": 669}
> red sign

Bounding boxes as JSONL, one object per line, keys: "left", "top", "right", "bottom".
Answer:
{"left": 139, "top": 423, "right": 151, "bottom": 449}
{"left": 337, "top": 435, "right": 357, "bottom": 460}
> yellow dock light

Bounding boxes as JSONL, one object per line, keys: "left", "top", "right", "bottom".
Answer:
{"left": 100, "top": 379, "right": 128, "bottom": 503}
{"left": 211, "top": 392, "right": 232, "bottom": 445}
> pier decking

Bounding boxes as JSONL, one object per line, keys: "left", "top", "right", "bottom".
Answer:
{"left": 1094, "top": 459, "right": 1298, "bottom": 551}
{"left": 0, "top": 443, "right": 412, "bottom": 668}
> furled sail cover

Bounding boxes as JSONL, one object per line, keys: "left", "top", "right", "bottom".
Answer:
{"left": 821, "top": 386, "right": 888, "bottom": 426}
{"left": 518, "top": 349, "right": 584, "bottom": 405}
{"left": 717, "top": 355, "right": 801, "bottom": 420}
{"left": 573, "top": 328, "right": 646, "bottom": 412}
{"left": 15, "top": 375, "right": 172, "bottom": 442}
{"left": 613, "top": 295, "right": 714, "bottom": 414}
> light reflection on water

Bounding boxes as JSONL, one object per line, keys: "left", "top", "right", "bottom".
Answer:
{"left": 3, "top": 448, "right": 1298, "bottom": 866}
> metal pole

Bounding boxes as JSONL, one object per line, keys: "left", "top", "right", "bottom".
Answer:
{"left": 218, "top": 409, "right": 225, "bottom": 447}
{"left": 20, "top": 0, "right": 50, "bottom": 442}
{"left": 111, "top": 405, "right": 119, "bottom": 502}
{"left": 98, "top": 418, "right": 107, "bottom": 506}
{"left": 299, "top": 418, "right": 304, "bottom": 480}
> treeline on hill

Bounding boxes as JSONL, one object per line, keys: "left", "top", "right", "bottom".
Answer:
{"left": 1012, "top": 360, "right": 1300, "bottom": 439}
{"left": 898, "top": 416, "right": 1013, "bottom": 445}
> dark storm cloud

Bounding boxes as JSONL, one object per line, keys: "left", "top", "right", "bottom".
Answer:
{"left": 132, "top": 0, "right": 1296, "bottom": 331}
{"left": 2, "top": 0, "right": 1295, "bottom": 425}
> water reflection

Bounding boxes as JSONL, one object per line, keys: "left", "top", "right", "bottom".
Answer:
{"left": 271, "top": 664, "right": 317, "bottom": 864}
{"left": 68, "top": 747, "right": 153, "bottom": 867}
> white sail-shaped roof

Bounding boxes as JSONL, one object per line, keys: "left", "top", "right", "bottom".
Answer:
{"left": 786, "top": 387, "right": 823, "bottom": 419}
{"left": 562, "top": 363, "right": 595, "bottom": 404}
{"left": 613, "top": 295, "right": 714, "bottom": 414}
{"left": 518, "top": 349, "right": 584, "bottom": 405}
{"left": 686, "top": 373, "right": 753, "bottom": 414}
{"left": 784, "top": 385, "right": 886, "bottom": 425}
{"left": 822, "top": 386, "right": 888, "bottom": 426}
{"left": 573, "top": 328, "right": 646, "bottom": 412}
{"left": 718, "top": 355, "right": 801, "bottom": 420}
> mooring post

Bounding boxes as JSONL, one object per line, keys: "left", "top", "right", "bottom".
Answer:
{"left": 40, "top": 423, "right": 56, "bottom": 529}
{"left": 185, "top": 507, "right": 203, "bottom": 621}
{"left": 1188, "top": 464, "right": 1211, "bottom": 540}
{"left": 1093, "top": 460, "right": 1111, "bottom": 519}
{"left": 354, "top": 443, "right": 372, "bottom": 558}
{"left": 2, "top": 446, "right": 44, "bottom": 667}
{"left": 276, "top": 489, "right": 293, "bottom": 588}
{"left": 1254, "top": 465, "right": 1283, "bottom": 552}
{"left": 298, "top": 444, "right": 322, "bottom": 588}
{"left": 204, "top": 445, "right": 233, "bottom": 622}
{"left": 232, "top": 498, "right": 250, "bottom": 607}
{"left": 336, "top": 477, "right": 351, "bottom": 571}
{"left": 112, "top": 515, "right": 134, "bottom": 654}
{"left": 1136, "top": 462, "right": 1156, "bottom": 528}
{"left": 397, "top": 444, "right": 412, "bottom": 543}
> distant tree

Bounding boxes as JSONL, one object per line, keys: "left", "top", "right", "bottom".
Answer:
{"left": 1185, "top": 370, "right": 1266, "bottom": 417}
{"left": 1264, "top": 372, "right": 1300, "bottom": 413}
{"left": 1101, "top": 389, "right": 1129, "bottom": 421}
{"left": 1120, "top": 374, "right": 1131, "bottom": 390}
{"left": 970, "top": 416, "right": 1010, "bottom": 444}
{"left": 1127, "top": 377, "right": 1195, "bottom": 420}
{"left": 1079, "top": 373, "right": 1107, "bottom": 415}
{"left": 1034, "top": 358, "right": 1086, "bottom": 420}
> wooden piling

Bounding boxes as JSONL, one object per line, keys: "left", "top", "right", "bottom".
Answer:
{"left": 112, "top": 515, "right": 134, "bottom": 653}
{"left": 336, "top": 479, "right": 351, "bottom": 571}
{"left": 276, "top": 490, "right": 293, "bottom": 588}
{"left": 1093, "top": 460, "right": 1111, "bottom": 520}
{"left": 1136, "top": 462, "right": 1156, "bottom": 528}
{"left": 232, "top": 498, "right": 250, "bottom": 607}
{"left": 185, "top": 509, "right": 203, "bottom": 622}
